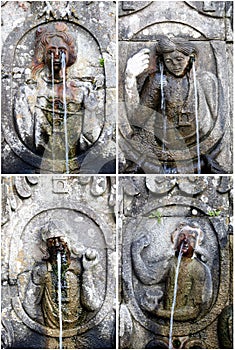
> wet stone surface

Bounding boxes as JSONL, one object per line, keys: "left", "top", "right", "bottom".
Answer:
{"left": 1, "top": 1, "right": 116, "bottom": 174}
{"left": 1, "top": 176, "right": 116, "bottom": 349}
{"left": 119, "top": 176, "right": 233, "bottom": 349}
{"left": 119, "top": 1, "right": 233, "bottom": 174}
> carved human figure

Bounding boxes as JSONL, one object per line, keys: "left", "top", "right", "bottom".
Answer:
{"left": 125, "top": 36, "right": 218, "bottom": 172}
{"left": 15, "top": 23, "right": 101, "bottom": 170}
{"left": 131, "top": 222, "right": 213, "bottom": 321}
{"left": 23, "top": 221, "right": 103, "bottom": 328}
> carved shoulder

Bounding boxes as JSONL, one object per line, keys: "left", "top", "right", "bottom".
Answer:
{"left": 198, "top": 71, "right": 218, "bottom": 88}
{"left": 190, "top": 258, "right": 210, "bottom": 281}
{"left": 69, "top": 258, "right": 82, "bottom": 275}
{"left": 31, "top": 262, "right": 48, "bottom": 285}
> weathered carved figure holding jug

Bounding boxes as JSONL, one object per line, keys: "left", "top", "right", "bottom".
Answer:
{"left": 15, "top": 23, "right": 101, "bottom": 172}
{"left": 131, "top": 222, "right": 213, "bottom": 321}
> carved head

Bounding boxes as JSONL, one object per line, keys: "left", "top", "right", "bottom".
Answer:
{"left": 156, "top": 36, "right": 198, "bottom": 77}
{"left": 32, "top": 23, "right": 77, "bottom": 77}
{"left": 40, "top": 220, "right": 70, "bottom": 263}
{"left": 171, "top": 222, "right": 204, "bottom": 258}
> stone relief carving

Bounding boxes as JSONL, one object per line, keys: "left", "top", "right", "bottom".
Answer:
{"left": 38, "top": 1, "right": 79, "bottom": 20}
{"left": 119, "top": 1, "right": 232, "bottom": 174}
{"left": 123, "top": 35, "right": 223, "bottom": 174}
{"left": 1, "top": 176, "right": 39, "bottom": 226}
{"left": 120, "top": 176, "right": 232, "bottom": 349}
{"left": 14, "top": 22, "right": 102, "bottom": 173}
{"left": 2, "top": 1, "right": 116, "bottom": 174}
{"left": 1, "top": 176, "right": 116, "bottom": 348}
{"left": 119, "top": 1, "right": 153, "bottom": 16}
{"left": 185, "top": 1, "right": 225, "bottom": 16}
{"left": 22, "top": 221, "right": 103, "bottom": 329}
{"left": 132, "top": 222, "right": 213, "bottom": 320}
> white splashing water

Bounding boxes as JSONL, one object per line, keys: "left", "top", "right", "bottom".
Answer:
{"left": 57, "top": 251, "right": 63, "bottom": 349}
{"left": 51, "top": 53, "right": 55, "bottom": 172}
{"left": 159, "top": 62, "right": 168, "bottom": 173}
{"left": 61, "top": 52, "right": 69, "bottom": 174}
{"left": 160, "top": 62, "right": 166, "bottom": 152}
{"left": 192, "top": 60, "right": 201, "bottom": 174}
{"left": 169, "top": 245, "right": 183, "bottom": 349}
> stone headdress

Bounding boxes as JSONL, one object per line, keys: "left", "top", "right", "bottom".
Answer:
{"left": 171, "top": 221, "right": 204, "bottom": 251}
{"left": 40, "top": 220, "right": 67, "bottom": 242}
{"left": 155, "top": 35, "right": 199, "bottom": 58}
{"left": 32, "top": 22, "right": 77, "bottom": 77}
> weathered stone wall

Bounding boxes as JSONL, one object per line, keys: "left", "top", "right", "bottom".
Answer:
{"left": 1, "top": 1, "right": 116, "bottom": 174}
{"left": 1, "top": 2, "right": 234, "bottom": 350}
{"left": 119, "top": 1, "right": 233, "bottom": 174}
{"left": 1, "top": 176, "right": 116, "bottom": 349}
{"left": 119, "top": 176, "right": 233, "bottom": 349}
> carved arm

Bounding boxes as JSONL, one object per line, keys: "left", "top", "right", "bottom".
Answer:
{"left": 80, "top": 87, "right": 100, "bottom": 150}
{"left": 156, "top": 305, "right": 200, "bottom": 321}
{"left": 125, "top": 48, "right": 150, "bottom": 106}
{"left": 131, "top": 234, "right": 170, "bottom": 285}
{"left": 81, "top": 248, "right": 103, "bottom": 311}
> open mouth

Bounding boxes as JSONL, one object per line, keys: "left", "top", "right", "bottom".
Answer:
{"left": 182, "top": 242, "right": 189, "bottom": 251}
{"left": 180, "top": 240, "right": 189, "bottom": 252}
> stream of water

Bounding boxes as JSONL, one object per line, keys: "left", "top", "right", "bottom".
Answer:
{"left": 169, "top": 245, "right": 183, "bottom": 349}
{"left": 160, "top": 62, "right": 166, "bottom": 153}
{"left": 51, "top": 53, "right": 55, "bottom": 172}
{"left": 61, "top": 52, "right": 69, "bottom": 174}
{"left": 159, "top": 62, "right": 167, "bottom": 173}
{"left": 57, "top": 251, "right": 63, "bottom": 349}
{"left": 192, "top": 60, "right": 201, "bottom": 174}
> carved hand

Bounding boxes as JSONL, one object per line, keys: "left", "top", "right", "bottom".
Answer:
{"left": 82, "top": 248, "right": 99, "bottom": 270}
{"left": 125, "top": 48, "right": 150, "bottom": 78}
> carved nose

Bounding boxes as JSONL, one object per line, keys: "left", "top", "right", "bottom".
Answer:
{"left": 54, "top": 48, "right": 60, "bottom": 58}
{"left": 55, "top": 238, "right": 60, "bottom": 246}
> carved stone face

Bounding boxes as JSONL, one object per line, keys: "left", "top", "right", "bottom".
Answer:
{"left": 46, "top": 236, "right": 70, "bottom": 262}
{"left": 44, "top": 36, "right": 69, "bottom": 72}
{"left": 176, "top": 226, "right": 198, "bottom": 257}
{"left": 163, "top": 51, "right": 191, "bottom": 77}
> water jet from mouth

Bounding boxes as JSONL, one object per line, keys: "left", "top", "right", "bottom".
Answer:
{"left": 192, "top": 59, "right": 201, "bottom": 174}
{"left": 61, "top": 52, "right": 69, "bottom": 174}
{"left": 57, "top": 251, "right": 63, "bottom": 349}
{"left": 169, "top": 244, "right": 183, "bottom": 349}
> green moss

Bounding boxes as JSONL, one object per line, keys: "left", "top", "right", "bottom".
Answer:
{"left": 148, "top": 210, "right": 162, "bottom": 224}
{"left": 207, "top": 209, "right": 221, "bottom": 217}
{"left": 99, "top": 58, "right": 105, "bottom": 67}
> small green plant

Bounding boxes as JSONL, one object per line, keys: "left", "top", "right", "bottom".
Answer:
{"left": 207, "top": 209, "right": 221, "bottom": 217}
{"left": 148, "top": 210, "right": 162, "bottom": 224}
{"left": 99, "top": 58, "right": 105, "bottom": 67}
